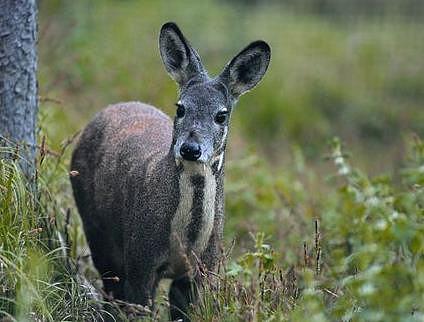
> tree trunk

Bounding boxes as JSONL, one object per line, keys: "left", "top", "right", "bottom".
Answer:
{"left": 0, "top": 0, "right": 38, "bottom": 179}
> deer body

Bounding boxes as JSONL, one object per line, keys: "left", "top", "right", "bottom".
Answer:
{"left": 71, "top": 23, "right": 270, "bottom": 320}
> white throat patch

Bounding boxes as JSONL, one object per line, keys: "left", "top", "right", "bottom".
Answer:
{"left": 169, "top": 162, "right": 216, "bottom": 277}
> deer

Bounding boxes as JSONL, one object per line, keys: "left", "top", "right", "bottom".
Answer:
{"left": 70, "top": 22, "right": 270, "bottom": 321}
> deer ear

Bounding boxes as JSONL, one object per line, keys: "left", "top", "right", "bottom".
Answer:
{"left": 159, "top": 22, "right": 206, "bottom": 86}
{"left": 218, "top": 41, "right": 270, "bottom": 99}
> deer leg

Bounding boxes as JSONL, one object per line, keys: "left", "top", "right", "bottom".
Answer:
{"left": 169, "top": 275, "right": 198, "bottom": 322}
{"left": 123, "top": 264, "right": 159, "bottom": 307}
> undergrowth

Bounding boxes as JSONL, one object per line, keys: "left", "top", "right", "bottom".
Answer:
{"left": 1, "top": 135, "right": 422, "bottom": 321}
{"left": 191, "top": 136, "right": 423, "bottom": 322}
{"left": 0, "top": 143, "right": 107, "bottom": 321}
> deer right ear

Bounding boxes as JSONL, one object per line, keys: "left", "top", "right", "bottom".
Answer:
{"left": 159, "top": 22, "right": 205, "bottom": 86}
{"left": 218, "top": 41, "right": 271, "bottom": 99}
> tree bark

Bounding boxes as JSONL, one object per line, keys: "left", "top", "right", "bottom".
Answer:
{"left": 0, "top": 0, "right": 38, "bottom": 179}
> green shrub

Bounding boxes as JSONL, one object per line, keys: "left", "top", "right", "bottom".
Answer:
{"left": 191, "top": 136, "right": 423, "bottom": 322}
{"left": 0, "top": 145, "right": 105, "bottom": 321}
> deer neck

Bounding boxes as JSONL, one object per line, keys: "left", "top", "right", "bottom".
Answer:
{"left": 169, "top": 157, "right": 223, "bottom": 276}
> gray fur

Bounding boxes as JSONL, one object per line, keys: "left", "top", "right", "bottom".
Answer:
{"left": 70, "top": 22, "right": 270, "bottom": 321}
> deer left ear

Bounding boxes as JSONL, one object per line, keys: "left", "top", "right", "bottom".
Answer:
{"left": 218, "top": 41, "right": 271, "bottom": 99}
{"left": 159, "top": 22, "right": 206, "bottom": 87}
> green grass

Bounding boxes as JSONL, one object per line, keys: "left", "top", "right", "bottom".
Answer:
{"left": 1, "top": 136, "right": 422, "bottom": 321}
{"left": 0, "top": 145, "right": 104, "bottom": 321}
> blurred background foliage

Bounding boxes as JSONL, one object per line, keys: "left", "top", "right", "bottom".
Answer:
{"left": 38, "top": 0, "right": 424, "bottom": 171}
{"left": 1, "top": 0, "right": 423, "bottom": 320}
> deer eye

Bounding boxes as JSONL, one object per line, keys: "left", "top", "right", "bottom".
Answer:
{"left": 214, "top": 110, "right": 228, "bottom": 125}
{"left": 175, "top": 103, "right": 185, "bottom": 118}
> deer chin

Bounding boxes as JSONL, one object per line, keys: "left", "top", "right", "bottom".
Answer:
{"left": 174, "top": 158, "right": 214, "bottom": 174}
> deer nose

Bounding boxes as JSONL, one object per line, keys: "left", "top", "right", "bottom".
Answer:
{"left": 180, "top": 142, "right": 201, "bottom": 161}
